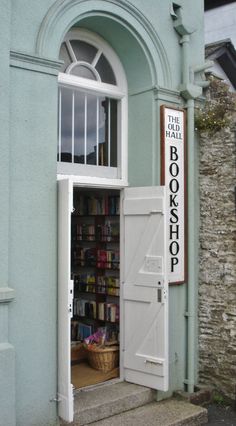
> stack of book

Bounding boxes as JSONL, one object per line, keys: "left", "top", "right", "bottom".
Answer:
{"left": 74, "top": 195, "right": 120, "bottom": 215}
{"left": 97, "top": 221, "right": 119, "bottom": 241}
{"left": 74, "top": 298, "right": 97, "bottom": 319}
{"left": 106, "top": 303, "right": 119, "bottom": 322}
{"left": 71, "top": 321, "right": 93, "bottom": 341}
{"left": 75, "top": 224, "right": 95, "bottom": 241}
{"left": 97, "top": 250, "right": 119, "bottom": 269}
{"left": 97, "top": 276, "right": 119, "bottom": 296}
{"left": 73, "top": 247, "right": 97, "bottom": 266}
{"left": 74, "top": 273, "right": 96, "bottom": 293}
{"left": 98, "top": 302, "right": 119, "bottom": 322}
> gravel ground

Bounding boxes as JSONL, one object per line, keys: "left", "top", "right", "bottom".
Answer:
{"left": 207, "top": 404, "right": 236, "bottom": 425}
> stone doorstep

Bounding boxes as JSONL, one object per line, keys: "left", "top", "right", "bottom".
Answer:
{"left": 73, "top": 382, "right": 156, "bottom": 425}
{"left": 75, "top": 399, "right": 207, "bottom": 426}
{"left": 60, "top": 383, "right": 208, "bottom": 426}
{"left": 86, "top": 399, "right": 208, "bottom": 426}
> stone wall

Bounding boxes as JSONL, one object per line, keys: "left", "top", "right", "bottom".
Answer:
{"left": 198, "top": 120, "right": 236, "bottom": 401}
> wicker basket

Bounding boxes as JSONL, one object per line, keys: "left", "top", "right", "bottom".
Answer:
{"left": 87, "top": 345, "right": 119, "bottom": 373}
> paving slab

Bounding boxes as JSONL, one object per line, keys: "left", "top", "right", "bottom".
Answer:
{"left": 86, "top": 399, "right": 208, "bottom": 426}
{"left": 207, "top": 403, "right": 236, "bottom": 425}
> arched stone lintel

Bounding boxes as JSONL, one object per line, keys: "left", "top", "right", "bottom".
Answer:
{"left": 36, "top": 0, "right": 172, "bottom": 88}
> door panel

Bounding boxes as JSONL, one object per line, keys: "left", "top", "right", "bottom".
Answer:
{"left": 122, "top": 186, "right": 168, "bottom": 391}
{"left": 58, "top": 179, "right": 74, "bottom": 422}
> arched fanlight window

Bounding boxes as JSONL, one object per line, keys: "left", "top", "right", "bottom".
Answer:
{"left": 57, "top": 29, "right": 127, "bottom": 181}
{"left": 60, "top": 39, "right": 116, "bottom": 84}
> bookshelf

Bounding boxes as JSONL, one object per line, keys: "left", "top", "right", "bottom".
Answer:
{"left": 71, "top": 190, "right": 120, "bottom": 345}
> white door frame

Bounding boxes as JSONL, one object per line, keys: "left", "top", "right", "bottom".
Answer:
{"left": 58, "top": 179, "right": 74, "bottom": 423}
{"left": 58, "top": 176, "right": 125, "bottom": 423}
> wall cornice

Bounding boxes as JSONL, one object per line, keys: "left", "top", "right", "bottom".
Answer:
{"left": 155, "top": 86, "right": 183, "bottom": 105}
{"left": 10, "top": 50, "right": 62, "bottom": 75}
{"left": 129, "top": 85, "right": 182, "bottom": 103}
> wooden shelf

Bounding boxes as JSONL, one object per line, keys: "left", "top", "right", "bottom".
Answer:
{"left": 72, "top": 237, "right": 119, "bottom": 243}
{"left": 71, "top": 190, "right": 120, "bottom": 345}
{"left": 72, "top": 214, "right": 119, "bottom": 218}
{"left": 75, "top": 290, "right": 119, "bottom": 297}
{"left": 73, "top": 315, "right": 119, "bottom": 324}
{"left": 72, "top": 261, "right": 119, "bottom": 270}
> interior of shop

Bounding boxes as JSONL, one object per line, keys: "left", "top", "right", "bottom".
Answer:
{"left": 71, "top": 188, "right": 120, "bottom": 388}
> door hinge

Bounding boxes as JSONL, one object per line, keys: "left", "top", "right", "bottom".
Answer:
{"left": 50, "top": 395, "right": 62, "bottom": 403}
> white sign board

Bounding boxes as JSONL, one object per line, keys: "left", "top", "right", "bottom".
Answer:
{"left": 161, "top": 106, "right": 187, "bottom": 284}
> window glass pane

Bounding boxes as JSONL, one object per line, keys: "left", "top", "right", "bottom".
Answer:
{"left": 60, "top": 87, "right": 73, "bottom": 162}
{"left": 59, "top": 43, "right": 72, "bottom": 73}
{"left": 98, "top": 98, "right": 118, "bottom": 167}
{"left": 86, "top": 94, "right": 97, "bottom": 165}
{"left": 99, "top": 97, "right": 107, "bottom": 166}
{"left": 59, "top": 88, "right": 118, "bottom": 169}
{"left": 96, "top": 54, "right": 116, "bottom": 85}
{"left": 110, "top": 100, "right": 118, "bottom": 167}
{"left": 70, "top": 40, "right": 97, "bottom": 63}
{"left": 74, "top": 90, "right": 85, "bottom": 164}
{"left": 70, "top": 64, "right": 97, "bottom": 80}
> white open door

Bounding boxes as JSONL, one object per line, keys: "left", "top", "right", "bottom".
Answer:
{"left": 122, "top": 186, "right": 168, "bottom": 391}
{"left": 58, "top": 179, "right": 74, "bottom": 422}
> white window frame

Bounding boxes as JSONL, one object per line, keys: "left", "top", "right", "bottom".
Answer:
{"left": 57, "top": 29, "right": 128, "bottom": 188}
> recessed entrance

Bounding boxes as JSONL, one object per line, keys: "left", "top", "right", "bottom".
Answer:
{"left": 58, "top": 180, "right": 168, "bottom": 423}
{"left": 70, "top": 187, "right": 120, "bottom": 389}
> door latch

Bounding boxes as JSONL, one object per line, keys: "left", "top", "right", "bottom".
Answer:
{"left": 68, "top": 279, "right": 74, "bottom": 317}
{"left": 157, "top": 288, "right": 162, "bottom": 303}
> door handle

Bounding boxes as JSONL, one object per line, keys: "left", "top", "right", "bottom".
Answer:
{"left": 145, "top": 357, "right": 163, "bottom": 365}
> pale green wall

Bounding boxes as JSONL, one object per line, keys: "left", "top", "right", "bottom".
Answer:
{"left": 10, "top": 0, "right": 204, "bottom": 89}
{"left": 169, "top": 285, "right": 187, "bottom": 391}
{"left": 0, "top": 1, "right": 16, "bottom": 425}
{"left": 8, "top": 67, "right": 58, "bottom": 426}
{"left": 0, "top": 1, "right": 204, "bottom": 425}
{"left": 128, "top": 92, "right": 154, "bottom": 186}
{"left": 0, "top": 0, "right": 10, "bottom": 285}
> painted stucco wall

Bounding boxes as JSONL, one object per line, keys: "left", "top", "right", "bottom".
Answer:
{"left": 10, "top": 0, "right": 204, "bottom": 88}
{"left": 0, "top": 1, "right": 204, "bottom": 425}
{"left": 0, "top": 2, "right": 16, "bottom": 425}
{"left": 8, "top": 67, "right": 58, "bottom": 426}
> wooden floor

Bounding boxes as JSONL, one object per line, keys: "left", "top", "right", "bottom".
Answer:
{"left": 72, "top": 361, "right": 119, "bottom": 389}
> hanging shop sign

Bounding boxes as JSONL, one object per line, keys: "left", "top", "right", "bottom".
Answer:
{"left": 161, "top": 106, "right": 187, "bottom": 284}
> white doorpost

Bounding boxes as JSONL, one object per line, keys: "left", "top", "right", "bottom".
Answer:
{"left": 58, "top": 179, "right": 74, "bottom": 422}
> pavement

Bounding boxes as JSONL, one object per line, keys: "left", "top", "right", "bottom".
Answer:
{"left": 207, "top": 404, "right": 236, "bottom": 425}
